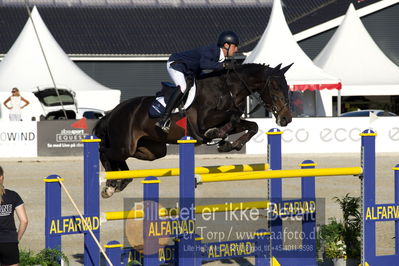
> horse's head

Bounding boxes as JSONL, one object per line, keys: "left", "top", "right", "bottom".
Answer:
{"left": 241, "top": 63, "right": 293, "bottom": 127}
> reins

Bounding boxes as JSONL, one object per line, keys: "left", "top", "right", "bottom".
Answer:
{"left": 226, "top": 65, "right": 288, "bottom": 118}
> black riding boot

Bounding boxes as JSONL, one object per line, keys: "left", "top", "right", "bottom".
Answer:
{"left": 155, "top": 89, "right": 183, "bottom": 133}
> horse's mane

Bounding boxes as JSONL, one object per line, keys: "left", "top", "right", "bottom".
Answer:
{"left": 234, "top": 63, "right": 275, "bottom": 76}
{"left": 198, "top": 63, "right": 275, "bottom": 80}
{"left": 235, "top": 63, "right": 270, "bottom": 71}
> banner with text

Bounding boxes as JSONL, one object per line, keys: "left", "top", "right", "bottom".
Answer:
{"left": 0, "top": 122, "right": 37, "bottom": 157}
{"left": 37, "top": 120, "right": 97, "bottom": 156}
{"left": 247, "top": 117, "right": 399, "bottom": 154}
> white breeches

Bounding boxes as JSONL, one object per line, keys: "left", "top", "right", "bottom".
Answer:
{"left": 167, "top": 61, "right": 187, "bottom": 93}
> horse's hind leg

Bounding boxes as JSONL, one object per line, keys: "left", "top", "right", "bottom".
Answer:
{"left": 134, "top": 138, "right": 167, "bottom": 161}
{"left": 100, "top": 148, "right": 132, "bottom": 198}
{"left": 114, "top": 161, "right": 132, "bottom": 192}
{"left": 101, "top": 160, "right": 120, "bottom": 198}
{"left": 106, "top": 142, "right": 165, "bottom": 196}
{"left": 102, "top": 160, "right": 131, "bottom": 198}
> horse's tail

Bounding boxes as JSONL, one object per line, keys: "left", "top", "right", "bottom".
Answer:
{"left": 92, "top": 115, "right": 109, "bottom": 148}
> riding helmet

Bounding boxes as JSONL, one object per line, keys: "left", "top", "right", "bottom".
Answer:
{"left": 217, "top": 31, "right": 239, "bottom": 47}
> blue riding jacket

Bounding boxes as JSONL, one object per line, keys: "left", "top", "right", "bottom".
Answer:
{"left": 169, "top": 44, "right": 224, "bottom": 75}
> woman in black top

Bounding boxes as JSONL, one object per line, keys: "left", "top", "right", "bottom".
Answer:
{"left": 0, "top": 166, "right": 28, "bottom": 266}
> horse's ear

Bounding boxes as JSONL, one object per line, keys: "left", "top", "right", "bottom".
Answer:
{"left": 274, "top": 63, "right": 282, "bottom": 71}
{"left": 281, "top": 63, "right": 294, "bottom": 74}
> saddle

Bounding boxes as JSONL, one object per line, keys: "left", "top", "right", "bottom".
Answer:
{"left": 148, "top": 81, "right": 196, "bottom": 118}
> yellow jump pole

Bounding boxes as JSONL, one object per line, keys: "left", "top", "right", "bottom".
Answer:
{"left": 197, "top": 167, "right": 363, "bottom": 183}
{"left": 103, "top": 163, "right": 268, "bottom": 180}
{"left": 104, "top": 200, "right": 270, "bottom": 221}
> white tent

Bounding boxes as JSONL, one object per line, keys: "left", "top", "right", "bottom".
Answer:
{"left": 0, "top": 7, "right": 120, "bottom": 121}
{"left": 314, "top": 4, "right": 399, "bottom": 116}
{"left": 244, "top": 0, "right": 341, "bottom": 116}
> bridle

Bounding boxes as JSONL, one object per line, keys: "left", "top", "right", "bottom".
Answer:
{"left": 226, "top": 66, "right": 289, "bottom": 118}
{"left": 262, "top": 77, "right": 290, "bottom": 118}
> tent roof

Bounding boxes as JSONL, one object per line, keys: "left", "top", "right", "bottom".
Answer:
{"left": 314, "top": 4, "right": 399, "bottom": 89}
{"left": 0, "top": 6, "right": 116, "bottom": 92}
{"left": 244, "top": 0, "right": 341, "bottom": 91}
{"left": 0, "top": 6, "right": 120, "bottom": 110}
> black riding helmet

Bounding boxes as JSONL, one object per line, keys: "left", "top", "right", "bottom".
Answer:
{"left": 217, "top": 31, "right": 239, "bottom": 47}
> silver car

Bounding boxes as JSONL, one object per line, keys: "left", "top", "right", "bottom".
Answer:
{"left": 339, "top": 109, "right": 397, "bottom": 117}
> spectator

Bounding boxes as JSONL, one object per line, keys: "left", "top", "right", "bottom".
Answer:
{"left": 0, "top": 166, "right": 28, "bottom": 266}
{"left": 3, "top": 88, "right": 30, "bottom": 121}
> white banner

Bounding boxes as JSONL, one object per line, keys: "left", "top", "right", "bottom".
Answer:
{"left": 247, "top": 117, "right": 399, "bottom": 154}
{"left": 0, "top": 122, "right": 37, "bottom": 157}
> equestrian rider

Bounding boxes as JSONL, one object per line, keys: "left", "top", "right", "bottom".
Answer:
{"left": 155, "top": 31, "right": 239, "bottom": 133}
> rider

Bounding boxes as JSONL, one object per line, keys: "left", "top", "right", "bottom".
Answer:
{"left": 155, "top": 31, "right": 239, "bottom": 133}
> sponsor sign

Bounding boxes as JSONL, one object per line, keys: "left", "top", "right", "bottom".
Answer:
{"left": 37, "top": 119, "right": 97, "bottom": 156}
{"left": 47, "top": 215, "right": 100, "bottom": 236}
{"left": 0, "top": 122, "right": 37, "bottom": 157}
{"left": 247, "top": 117, "right": 399, "bottom": 154}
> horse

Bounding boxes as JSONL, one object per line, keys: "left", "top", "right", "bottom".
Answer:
{"left": 93, "top": 63, "right": 293, "bottom": 198}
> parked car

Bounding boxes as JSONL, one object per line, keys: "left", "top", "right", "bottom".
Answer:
{"left": 339, "top": 109, "right": 397, "bottom": 117}
{"left": 34, "top": 87, "right": 105, "bottom": 120}
{"left": 77, "top": 107, "right": 105, "bottom": 119}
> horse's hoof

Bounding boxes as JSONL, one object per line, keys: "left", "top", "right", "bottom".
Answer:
{"left": 217, "top": 141, "right": 233, "bottom": 152}
{"left": 204, "top": 128, "right": 220, "bottom": 139}
{"left": 206, "top": 138, "right": 223, "bottom": 146}
{"left": 101, "top": 186, "right": 116, "bottom": 199}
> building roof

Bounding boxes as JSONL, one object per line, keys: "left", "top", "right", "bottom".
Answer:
{"left": 0, "top": 0, "right": 384, "bottom": 56}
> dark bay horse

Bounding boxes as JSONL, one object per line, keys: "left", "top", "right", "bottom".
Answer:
{"left": 94, "top": 63, "right": 293, "bottom": 198}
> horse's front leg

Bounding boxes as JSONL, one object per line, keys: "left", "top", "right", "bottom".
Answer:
{"left": 203, "top": 111, "right": 241, "bottom": 140}
{"left": 231, "top": 120, "right": 258, "bottom": 150}
{"left": 218, "top": 120, "right": 258, "bottom": 152}
{"left": 204, "top": 121, "right": 234, "bottom": 140}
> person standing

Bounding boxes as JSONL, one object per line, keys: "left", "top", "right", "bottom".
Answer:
{"left": 3, "top": 88, "right": 30, "bottom": 121}
{"left": 0, "top": 166, "right": 28, "bottom": 266}
{"left": 155, "top": 31, "right": 239, "bottom": 133}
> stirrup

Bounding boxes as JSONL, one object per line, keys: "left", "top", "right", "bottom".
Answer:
{"left": 156, "top": 118, "right": 171, "bottom": 133}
